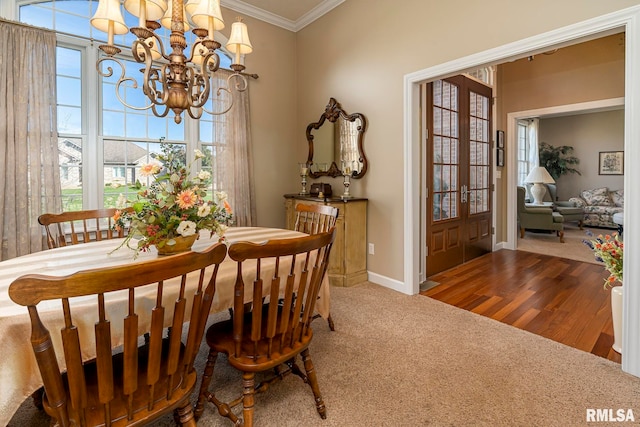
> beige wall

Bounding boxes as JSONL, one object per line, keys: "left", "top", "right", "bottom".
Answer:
{"left": 539, "top": 110, "right": 624, "bottom": 199}
{"left": 248, "top": 0, "right": 640, "bottom": 284}
{"left": 226, "top": 9, "right": 299, "bottom": 228}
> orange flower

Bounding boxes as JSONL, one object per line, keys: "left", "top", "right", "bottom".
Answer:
{"left": 140, "top": 163, "right": 161, "bottom": 177}
{"left": 177, "top": 189, "right": 197, "bottom": 209}
{"left": 224, "top": 200, "right": 232, "bottom": 214}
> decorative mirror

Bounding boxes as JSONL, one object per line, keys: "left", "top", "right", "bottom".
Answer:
{"left": 306, "top": 98, "right": 368, "bottom": 179}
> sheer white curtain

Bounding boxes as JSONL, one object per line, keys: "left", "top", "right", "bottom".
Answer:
{"left": 528, "top": 118, "right": 540, "bottom": 168}
{"left": 211, "top": 69, "right": 256, "bottom": 226}
{"left": 0, "top": 20, "right": 61, "bottom": 260}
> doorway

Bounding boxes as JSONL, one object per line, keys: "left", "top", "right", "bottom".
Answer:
{"left": 424, "top": 75, "right": 493, "bottom": 276}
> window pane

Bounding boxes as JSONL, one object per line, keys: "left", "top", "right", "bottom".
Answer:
{"left": 55, "top": 11, "right": 91, "bottom": 38}
{"left": 59, "top": 137, "right": 83, "bottom": 211}
{"left": 57, "top": 48, "right": 81, "bottom": 78}
{"left": 58, "top": 106, "right": 82, "bottom": 134}
{"left": 57, "top": 76, "right": 82, "bottom": 106}
{"left": 19, "top": 5, "right": 53, "bottom": 29}
{"left": 103, "top": 111, "right": 125, "bottom": 137}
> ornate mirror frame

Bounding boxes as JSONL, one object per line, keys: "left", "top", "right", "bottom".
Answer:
{"left": 306, "top": 98, "right": 368, "bottom": 179}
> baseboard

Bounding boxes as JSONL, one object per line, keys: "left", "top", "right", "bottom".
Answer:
{"left": 367, "top": 271, "right": 412, "bottom": 295}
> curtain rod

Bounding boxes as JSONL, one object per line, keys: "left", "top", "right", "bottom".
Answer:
{"left": 0, "top": 18, "right": 259, "bottom": 79}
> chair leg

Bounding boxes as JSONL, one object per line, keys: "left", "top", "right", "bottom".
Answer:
{"left": 327, "top": 313, "right": 335, "bottom": 331}
{"left": 301, "top": 348, "right": 326, "bottom": 419}
{"left": 520, "top": 227, "right": 525, "bottom": 238}
{"left": 175, "top": 400, "right": 197, "bottom": 427}
{"left": 195, "top": 349, "right": 218, "bottom": 419}
{"left": 558, "top": 230, "right": 565, "bottom": 243}
{"left": 242, "top": 371, "right": 256, "bottom": 427}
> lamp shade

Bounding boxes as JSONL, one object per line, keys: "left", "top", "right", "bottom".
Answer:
{"left": 124, "top": 0, "right": 168, "bottom": 22}
{"left": 525, "top": 166, "right": 555, "bottom": 184}
{"left": 190, "top": 0, "right": 225, "bottom": 31}
{"left": 226, "top": 18, "right": 252, "bottom": 64}
{"left": 91, "top": 0, "right": 128, "bottom": 36}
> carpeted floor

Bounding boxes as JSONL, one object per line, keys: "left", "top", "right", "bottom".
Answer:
{"left": 517, "top": 224, "right": 610, "bottom": 264}
{"left": 9, "top": 282, "right": 640, "bottom": 426}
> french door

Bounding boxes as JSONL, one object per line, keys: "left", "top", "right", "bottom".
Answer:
{"left": 425, "top": 75, "right": 493, "bottom": 276}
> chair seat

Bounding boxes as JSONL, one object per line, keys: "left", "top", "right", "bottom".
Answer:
{"left": 205, "top": 312, "right": 314, "bottom": 372}
{"left": 556, "top": 206, "right": 582, "bottom": 215}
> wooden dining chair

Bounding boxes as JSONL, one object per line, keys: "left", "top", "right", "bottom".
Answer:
{"left": 9, "top": 243, "right": 227, "bottom": 427}
{"left": 294, "top": 202, "right": 338, "bottom": 330}
{"left": 38, "top": 208, "right": 131, "bottom": 249}
{"left": 195, "top": 230, "right": 336, "bottom": 427}
{"left": 294, "top": 203, "right": 339, "bottom": 235}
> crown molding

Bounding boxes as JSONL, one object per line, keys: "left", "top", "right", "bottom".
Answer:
{"left": 221, "top": 0, "right": 345, "bottom": 32}
{"left": 293, "top": 0, "right": 346, "bottom": 32}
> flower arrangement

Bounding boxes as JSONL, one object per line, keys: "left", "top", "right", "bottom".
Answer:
{"left": 112, "top": 143, "right": 232, "bottom": 257}
{"left": 583, "top": 231, "right": 623, "bottom": 288}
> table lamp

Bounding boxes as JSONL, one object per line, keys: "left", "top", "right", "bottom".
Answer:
{"left": 524, "top": 166, "right": 555, "bottom": 205}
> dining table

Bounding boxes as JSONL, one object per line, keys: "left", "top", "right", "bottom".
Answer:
{"left": 0, "top": 226, "right": 330, "bottom": 426}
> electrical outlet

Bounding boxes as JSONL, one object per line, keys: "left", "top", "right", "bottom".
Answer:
{"left": 368, "top": 243, "right": 375, "bottom": 255}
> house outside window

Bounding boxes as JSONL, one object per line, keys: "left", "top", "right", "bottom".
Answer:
{"left": 19, "top": 1, "right": 233, "bottom": 212}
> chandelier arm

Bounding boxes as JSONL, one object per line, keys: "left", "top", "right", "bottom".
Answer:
{"left": 96, "top": 56, "right": 154, "bottom": 111}
{"left": 187, "top": 52, "right": 220, "bottom": 109}
{"left": 132, "top": 39, "right": 170, "bottom": 107}
{"left": 201, "top": 73, "right": 249, "bottom": 116}
{"left": 151, "top": 102, "right": 171, "bottom": 118}
{"left": 186, "top": 105, "right": 204, "bottom": 120}
{"left": 228, "top": 72, "right": 249, "bottom": 93}
{"left": 201, "top": 87, "right": 234, "bottom": 116}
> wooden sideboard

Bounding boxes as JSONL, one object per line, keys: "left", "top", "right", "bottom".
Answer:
{"left": 284, "top": 194, "right": 367, "bottom": 287}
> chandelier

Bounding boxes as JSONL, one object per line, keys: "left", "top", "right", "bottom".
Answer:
{"left": 90, "top": 0, "right": 253, "bottom": 124}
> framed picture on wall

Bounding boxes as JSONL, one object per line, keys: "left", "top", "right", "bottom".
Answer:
{"left": 496, "top": 148, "right": 505, "bottom": 167}
{"left": 599, "top": 151, "right": 624, "bottom": 175}
{"left": 496, "top": 130, "right": 505, "bottom": 148}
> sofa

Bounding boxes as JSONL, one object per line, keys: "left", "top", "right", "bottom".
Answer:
{"left": 568, "top": 187, "right": 624, "bottom": 229}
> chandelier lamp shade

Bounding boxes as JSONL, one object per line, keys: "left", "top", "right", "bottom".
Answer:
{"left": 524, "top": 166, "right": 555, "bottom": 205}
{"left": 90, "top": 0, "right": 253, "bottom": 124}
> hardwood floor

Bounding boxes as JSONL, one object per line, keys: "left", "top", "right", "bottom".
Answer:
{"left": 422, "top": 249, "right": 621, "bottom": 363}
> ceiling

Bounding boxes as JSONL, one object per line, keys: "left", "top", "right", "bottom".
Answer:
{"left": 221, "top": 0, "right": 345, "bottom": 32}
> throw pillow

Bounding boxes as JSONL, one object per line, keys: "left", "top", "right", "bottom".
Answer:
{"left": 610, "top": 189, "right": 624, "bottom": 207}
{"left": 581, "top": 187, "right": 613, "bottom": 206}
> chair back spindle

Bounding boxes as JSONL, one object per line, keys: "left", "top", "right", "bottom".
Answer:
{"left": 293, "top": 203, "right": 338, "bottom": 235}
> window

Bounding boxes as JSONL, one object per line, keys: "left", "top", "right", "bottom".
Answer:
{"left": 517, "top": 120, "right": 530, "bottom": 187}
{"left": 19, "top": 1, "right": 234, "bottom": 212}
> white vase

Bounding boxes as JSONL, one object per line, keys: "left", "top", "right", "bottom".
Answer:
{"left": 611, "top": 285, "right": 623, "bottom": 354}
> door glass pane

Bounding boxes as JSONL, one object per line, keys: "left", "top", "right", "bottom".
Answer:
{"left": 468, "top": 90, "right": 490, "bottom": 214}
{"left": 431, "top": 80, "right": 460, "bottom": 222}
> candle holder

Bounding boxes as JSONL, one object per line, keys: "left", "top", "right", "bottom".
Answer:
{"left": 341, "top": 161, "right": 354, "bottom": 199}
{"left": 299, "top": 163, "right": 309, "bottom": 195}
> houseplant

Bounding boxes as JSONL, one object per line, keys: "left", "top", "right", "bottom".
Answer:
{"left": 112, "top": 143, "right": 233, "bottom": 257}
{"left": 584, "top": 231, "right": 623, "bottom": 352}
{"left": 538, "top": 142, "right": 581, "bottom": 180}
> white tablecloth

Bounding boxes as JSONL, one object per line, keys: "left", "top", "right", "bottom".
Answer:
{"left": 0, "top": 227, "right": 330, "bottom": 425}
